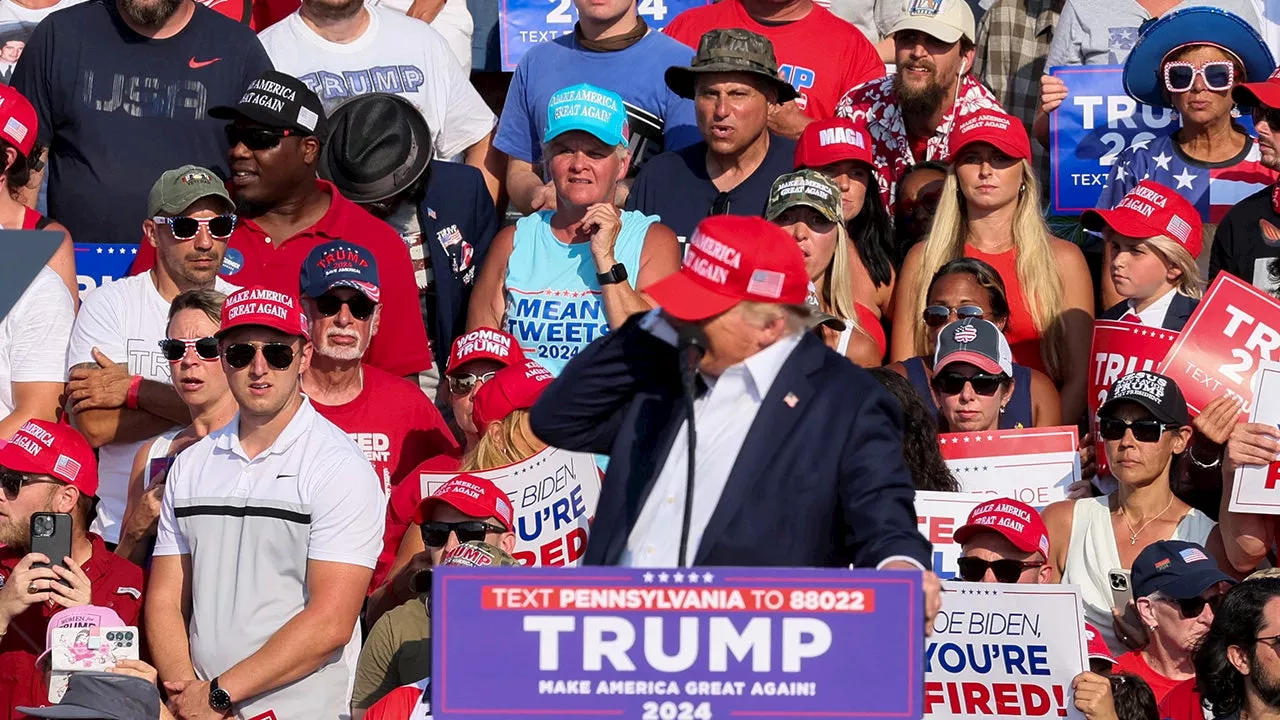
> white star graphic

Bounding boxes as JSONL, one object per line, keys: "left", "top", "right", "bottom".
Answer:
{"left": 107, "top": 247, "right": 116, "bottom": 254}
{"left": 688, "top": 573, "right": 700, "bottom": 584}
{"left": 95, "top": 247, "right": 103, "bottom": 254}
{"left": 1173, "top": 168, "right": 1197, "bottom": 189}
{"left": 658, "top": 572, "right": 670, "bottom": 583}
{"left": 643, "top": 572, "right": 654, "bottom": 583}
{"left": 1114, "top": 164, "right": 1127, "bottom": 181}
{"left": 1153, "top": 152, "right": 1172, "bottom": 170}
{"left": 1130, "top": 137, "right": 1152, "bottom": 150}
{"left": 130, "top": 247, "right": 138, "bottom": 254}
{"left": 702, "top": 572, "right": 714, "bottom": 583}
{"left": 673, "top": 572, "right": 685, "bottom": 583}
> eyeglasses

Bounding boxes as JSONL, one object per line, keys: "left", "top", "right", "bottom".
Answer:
{"left": 709, "top": 192, "right": 732, "bottom": 216}
{"left": 1097, "top": 416, "right": 1178, "bottom": 442}
{"left": 447, "top": 371, "right": 498, "bottom": 396}
{"left": 1254, "top": 106, "right": 1280, "bottom": 129}
{"left": 924, "top": 304, "right": 985, "bottom": 328}
{"left": 1257, "top": 634, "right": 1280, "bottom": 647}
{"left": 223, "top": 342, "right": 296, "bottom": 371}
{"left": 1163, "top": 61, "right": 1234, "bottom": 93}
{"left": 956, "top": 557, "right": 1045, "bottom": 583}
{"left": 314, "top": 293, "right": 377, "bottom": 321}
{"left": 158, "top": 337, "right": 220, "bottom": 362}
{"left": 420, "top": 520, "right": 508, "bottom": 547}
{"left": 0, "top": 469, "right": 64, "bottom": 499}
{"left": 1163, "top": 593, "right": 1223, "bottom": 619}
{"left": 225, "top": 125, "right": 294, "bottom": 151}
{"left": 931, "top": 371, "right": 1008, "bottom": 396}
{"left": 152, "top": 214, "right": 236, "bottom": 240}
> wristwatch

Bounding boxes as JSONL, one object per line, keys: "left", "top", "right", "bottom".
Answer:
{"left": 209, "top": 677, "right": 233, "bottom": 713}
{"left": 597, "top": 263, "right": 628, "bottom": 286}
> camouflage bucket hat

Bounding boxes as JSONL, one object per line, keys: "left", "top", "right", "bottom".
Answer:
{"left": 766, "top": 169, "right": 843, "bottom": 224}
{"left": 664, "top": 28, "right": 799, "bottom": 103}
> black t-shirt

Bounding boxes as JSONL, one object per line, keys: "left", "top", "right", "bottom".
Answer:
{"left": 625, "top": 133, "right": 797, "bottom": 241}
{"left": 1209, "top": 184, "right": 1280, "bottom": 293}
{"left": 11, "top": 0, "right": 272, "bottom": 244}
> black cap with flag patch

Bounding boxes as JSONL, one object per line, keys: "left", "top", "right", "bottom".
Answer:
{"left": 211, "top": 71, "right": 326, "bottom": 137}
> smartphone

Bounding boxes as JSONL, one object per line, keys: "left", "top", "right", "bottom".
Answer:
{"left": 30, "top": 512, "right": 72, "bottom": 587}
{"left": 1109, "top": 569, "right": 1139, "bottom": 625}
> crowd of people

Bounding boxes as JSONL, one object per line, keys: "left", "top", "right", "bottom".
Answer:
{"left": 4, "top": 0, "right": 1280, "bottom": 714}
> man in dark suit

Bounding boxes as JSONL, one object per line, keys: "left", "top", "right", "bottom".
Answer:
{"left": 530, "top": 215, "right": 939, "bottom": 620}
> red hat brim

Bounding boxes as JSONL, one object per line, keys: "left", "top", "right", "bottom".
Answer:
{"left": 646, "top": 271, "right": 741, "bottom": 322}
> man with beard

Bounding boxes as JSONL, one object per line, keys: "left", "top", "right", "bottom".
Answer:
{"left": 1194, "top": 577, "right": 1280, "bottom": 720}
{"left": 0, "top": 419, "right": 144, "bottom": 719}
{"left": 8, "top": 0, "right": 271, "bottom": 244}
{"left": 835, "top": 0, "right": 1001, "bottom": 210}
{"left": 299, "top": 240, "right": 457, "bottom": 496}
{"left": 64, "top": 166, "right": 239, "bottom": 546}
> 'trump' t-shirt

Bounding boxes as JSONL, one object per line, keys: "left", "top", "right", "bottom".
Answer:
{"left": 11, "top": 0, "right": 273, "bottom": 244}
{"left": 0, "top": 0, "right": 87, "bottom": 85}
{"left": 663, "top": 0, "right": 883, "bottom": 120}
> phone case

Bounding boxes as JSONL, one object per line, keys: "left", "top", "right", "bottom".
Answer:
{"left": 30, "top": 513, "right": 72, "bottom": 585}
{"left": 47, "top": 626, "right": 140, "bottom": 702}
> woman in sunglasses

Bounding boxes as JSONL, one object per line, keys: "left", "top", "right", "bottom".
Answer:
{"left": 115, "top": 290, "right": 236, "bottom": 566}
{"left": 888, "top": 258, "right": 1060, "bottom": 429}
{"left": 1096, "top": 8, "right": 1276, "bottom": 309}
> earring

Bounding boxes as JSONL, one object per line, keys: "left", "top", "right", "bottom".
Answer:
{"left": 1020, "top": 184, "right": 1026, "bottom": 193}
{"left": 1000, "top": 404, "right": 1007, "bottom": 413}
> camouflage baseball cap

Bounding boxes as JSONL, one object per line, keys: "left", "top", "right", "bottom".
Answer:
{"left": 148, "top": 165, "right": 234, "bottom": 218}
{"left": 441, "top": 541, "right": 521, "bottom": 568}
{"left": 665, "top": 28, "right": 799, "bottom": 102}
{"left": 766, "top": 170, "right": 843, "bottom": 224}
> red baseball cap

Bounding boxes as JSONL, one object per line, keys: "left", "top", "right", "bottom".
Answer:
{"left": 646, "top": 215, "right": 808, "bottom": 322}
{"left": 1081, "top": 180, "right": 1203, "bottom": 258}
{"left": 449, "top": 327, "right": 526, "bottom": 373}
{"left": 413, "top": 473, "right": 514, "bottom": 531}
{"left": 216, "top": 286, "right": 311, "bottom": 341}
{"left": 794, "top": 117, "right": 875, "bottom": 171}
{"left": 0, "top": 85, "right": 37, "bottom": 157}
{"left": 952, "top": 498, "right": 1050, "bottom": 558}
{"left": 1234, "top": 66, "right": 1280, "bottom": 109}
{"left": 1084, "top": 623, "right": 1116, "bottom": 665}
{"left": 0, "top": 420, "right": 99, "bottom": 497}
{"left": 948, "top": 110, "right": 1032, "bottom": 161}
{"left": 472, "top": 359, "right": 553, "bottom": 430}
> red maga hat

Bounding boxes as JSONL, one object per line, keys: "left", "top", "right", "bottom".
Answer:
{"left": 0, "top": 420, "right": 99, "bottom": 497}
{"left": 413, "top": 473, "right": 514, "bottom": 530}
{"left": 948, "top": 110, "right": 1032, "bottom": 161}
{"left": 216, "top": 286, "right": 311, "bottom": 340}
{"left": 953, "top": 497, "right": 1051, "bottom": 558}
{"left": 0, "top": 85, "right": 37, "bottom": 157}
{"left": 449, "top": 327, "right": 525, "bottom": 372}
{"left": 1081, "top": 180, "right": 1203, "bottom": 258}
{"left": 794, "top": 117, "right": 875, "bottom": 171}
{"left": 471, "top": 359, "right": 554, "bottom": 430}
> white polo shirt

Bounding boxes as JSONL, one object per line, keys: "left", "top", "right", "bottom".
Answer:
{"left": 155, "top": 398, "right": 385, "bottom": 720}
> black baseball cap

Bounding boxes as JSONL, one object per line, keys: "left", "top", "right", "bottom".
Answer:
{"left": 1098, "top": 370, "right": 1190, "bottom": 426}
{"left": 17, "top": 672, "right": 161, "bottom": 719}
{"left": 211, "top": 71, "right": 326, "bottom": 137}
{"left": 1132, "top": 540, "right": 1234, "bottom": 599}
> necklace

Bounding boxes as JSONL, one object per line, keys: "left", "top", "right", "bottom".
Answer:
{"left": 1121, "top": 496, "right": 1176, "bottom": 545}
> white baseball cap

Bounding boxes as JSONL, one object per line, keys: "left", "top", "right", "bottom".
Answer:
{"left": 890, "top": 0, "right": 975, "bottom": 44}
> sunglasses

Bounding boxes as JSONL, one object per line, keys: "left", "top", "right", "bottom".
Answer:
{"left": 447, "top": 371, "right": 497, "bottom": 396}
{"left": 1163, "top": 593, "right": 1223, "bottom": 619}
{"left": 315, "top": 293, "right": 377, "bottom": 321}
{"left": 956, "top": 557, "right": 1045, "bottom": 583}
{"left": 153, "top": 214, "right": 236, "bottom": 240}
{"left": 932, "top": 371, "right": 1008, "bottom": 396}
{"left": 1163, "top": 61, "right": 1234, "bottom": 93}
{"left": 0, "top": 469, "right": 64, "bottom": 499}
{"left": 709, "top": 192, "right": 732, "bottom": 216}
{"left": 223, "top": 342, "right": 296, "bottom": 371}
{"left": 1254, "top": 106, "right": 1280, "bottom": 129}
{"left": 924, "top": 304, "right": 985, "bottom": 328}
{"left": 158, "top": 337, "right": 220, "bottom": 362}
{"left": 225, "top": 125, "right": 294, "bottom": 151}
{"left": 1097, "top": 416, "right": 1178, "bottom": 443}
{"left": 420, "top": 520, "right": 508, "bottom": 547}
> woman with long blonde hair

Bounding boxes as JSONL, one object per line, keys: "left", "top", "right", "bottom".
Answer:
{"left": 891, "top": 110, "right": 1094, "bottom": 425}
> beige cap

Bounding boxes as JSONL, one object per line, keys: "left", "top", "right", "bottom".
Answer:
{"left": 889, "top": 0, "right": 975, "bottom": 44}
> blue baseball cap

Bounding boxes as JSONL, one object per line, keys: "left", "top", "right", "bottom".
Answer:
{"left": 1132, "top": 540, "right": 1235, "bottom": 600}
{"left": 299, "top": 240, "right": 381, "bottom": 302}
{"left": 543, "top": 83, "right": 629, "bottom": 148}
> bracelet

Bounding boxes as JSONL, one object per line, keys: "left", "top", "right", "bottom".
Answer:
{"left": 125, "top": 375, "right": 142, "bottom": 410}
{"left": 1188, "top": 445, "right": 1222, "bottom": 470}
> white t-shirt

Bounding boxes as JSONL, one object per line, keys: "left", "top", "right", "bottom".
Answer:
{"left": 0, "top": 266, "right": 73, "bottom": 415}
{"left": 368, "top": 0, "right": 472, "bottom": 74}
{"left": 64, "top": 272, "right": 238, "bottom": 544}
{"left": 155, "top": 398, "right": 384, "bottom": 720}
{"left": 259, "top": 5, "right": 495, "bottom": 159}
{"left": 0, "top": 0, "right": 88, "bottom": 84}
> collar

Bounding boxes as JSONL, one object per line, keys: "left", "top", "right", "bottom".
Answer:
{"left": 1034, "top": 0, "right": 1060, "bottom": 36}
{"left": 1129, "top": 288, "right": 1178, "bottom": 327}
{"left": 215, "top": 396, "right": 317, "bottom": 460}
{"left": 704, "top": 331, "right": 804, "bottom": 399}
{"left": 238, "top": 180, "right": 351, "bottom": 245}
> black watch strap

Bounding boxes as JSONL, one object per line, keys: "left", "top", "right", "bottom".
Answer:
{"left": 597, "top": 263, "right": 628, "bottom": 286}
{"left": 209, "top": 677, "right": 233, "bottom": 712}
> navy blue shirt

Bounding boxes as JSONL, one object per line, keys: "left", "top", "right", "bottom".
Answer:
{"left": 625, "top": 134, "right": 797, "bottom": 241}
{"left": 11, "top": 0, "right": 272, "bottom": 244}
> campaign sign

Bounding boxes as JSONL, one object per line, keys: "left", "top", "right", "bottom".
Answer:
{"left": 419, "top": 445, "right": 601, "bottom": 567}
{"left": 916, "top": 491, "right": 987, "bottom": 581}
{"left": 1088, "top": 321, "right": 1179, "bottom": 475}
{"left": 1229, "top": 360, "right": 1280, "bottom": 514}
{"left": 1159, "top": 273, "right": 1280, "bottom": 417}
{"left": 939, "top": 426, "right": 1080, "bottom": 507}
{"left": 75, "top": 243, "right": 138, "bottom": 296}
{"left": 499, "top": 0, "right": 709, "bottom": 70}
{"left": 1049, "top": 65, "right": 1177, "bottom": 214}
{"left": 927, "top": 583, "right": 1087, "bottom": 719}
{"left": 432, "top": 566, "right": 923, "bottom": 719}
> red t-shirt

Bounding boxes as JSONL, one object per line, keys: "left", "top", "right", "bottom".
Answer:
{"left": 131, "top": 180, "right": 433, "bottom": 377}
{"left": 1113, "top": 650, "right": 1183, "bottom": 704}
{"left": 311, "top": 365, "right": 458, "bottom": 496}
{"left": 371, "top": 454, "right": 462, "bottom": 593}
{"left": 663, "top": 0, "right": 882, "bottom": 121}
{"left": 964, "top": 244, "right": 1046, "bottom": 374}
{"left": 0, "top": 535, "right": 144, "bottom": 719}
{"left": 1158, "top": 678, "right": 1205, "bottom": 720}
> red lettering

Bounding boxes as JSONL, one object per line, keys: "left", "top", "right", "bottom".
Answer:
{"left": 925, "top": 683, "right": 1068, "bottom": 716}
{"left": 1022, "top": 684, "right": 1051, "bottom": 716}
{"left": 924, "top": 682, "right": 946, "bottom": 715}
{"left": 565, "top": 528, "right": 587, "bottom": 564}
{"left": 1267, "top": 462, "right": 1280, "bottom": 490}
{"left": 511, "top": 550, "right": 535, "bottom": 566}
{"left": 930, "top": 517, "right": 955, "bottom": 544}
{"left": 963, "top": 682, "right": 992, "bottom": 715}
{"left": 993, "top": 683, "right": 1020, "bottom": 715}
{"left": 541, "top": 537, "right": 566, "bottom": 566}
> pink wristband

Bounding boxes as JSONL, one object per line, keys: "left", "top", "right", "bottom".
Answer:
{"left": 126, "top": 375, "right": 142, "bottom": 410}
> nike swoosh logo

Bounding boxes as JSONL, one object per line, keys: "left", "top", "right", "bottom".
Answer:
{"left": 188, "top": 57, "right": 221, "bottom": 69}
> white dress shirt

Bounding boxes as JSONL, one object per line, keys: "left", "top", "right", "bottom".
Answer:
{"left": 1126, "top": 288, "right": 1176, "bottom": 328}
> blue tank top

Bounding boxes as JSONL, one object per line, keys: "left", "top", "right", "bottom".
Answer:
{"left": 504, "top": 209, "right": 654, "bottom": 375}
{"left": 903, "top": 356, "right": 1035, "bottom": 430}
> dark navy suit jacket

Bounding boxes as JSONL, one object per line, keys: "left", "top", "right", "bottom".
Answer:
{"left": 1101, "top": 292, "right": 1198, "bottom": 332}
{"left": 529, "top": 314, "right": 932, "bottom": 569}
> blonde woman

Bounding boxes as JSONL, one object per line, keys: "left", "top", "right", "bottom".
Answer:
{"left": 767, "top": 170, "right": 884, "bottom": 366}
{"left": 891, "top": 110, "right": 1094, "bottom": 425}
{"left": 1083, "top": 180, "right": 1204, "bottom": 331}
